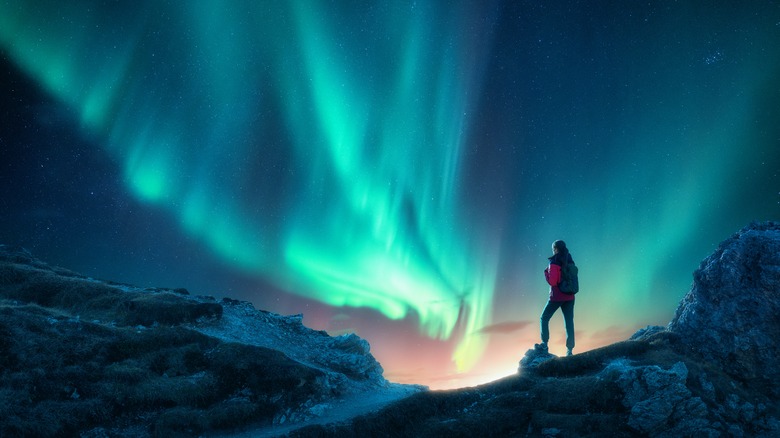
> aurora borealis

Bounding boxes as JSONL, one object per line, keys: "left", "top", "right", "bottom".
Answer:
{"left": 2, "top": 1, "right": 779, "bottom": 389}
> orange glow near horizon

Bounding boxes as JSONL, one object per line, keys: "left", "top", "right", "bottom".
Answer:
{"left": 324, "top": 311, "right": 650, "bottom": 390}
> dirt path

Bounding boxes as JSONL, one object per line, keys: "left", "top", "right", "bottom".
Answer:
{"left": 215, "top": 383, "right": 424, "bottom": 437}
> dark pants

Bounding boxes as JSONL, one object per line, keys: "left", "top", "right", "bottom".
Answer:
{"left": 540, "top": 300, "right": 575, "bottom": 350}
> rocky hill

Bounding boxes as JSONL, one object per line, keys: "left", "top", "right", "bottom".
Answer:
{"left": 289, "top": 222, "right": 780, "bottom": 437}
{"left": 0, "top": 244, "right": 420, "bottom": 437}
{"left": 2, "top": 221, "right": 779, "bottom": 437}
{"left": 668, "top": 221, "right": 780, "bottom": 399}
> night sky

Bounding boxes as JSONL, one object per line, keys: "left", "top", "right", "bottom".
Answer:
{"left": 2, "top": 1, "right": 779, "bottom": 389}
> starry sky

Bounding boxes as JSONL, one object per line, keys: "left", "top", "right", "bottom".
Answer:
{"left": 1, "top": 1, "right": 779, "bottom": 389}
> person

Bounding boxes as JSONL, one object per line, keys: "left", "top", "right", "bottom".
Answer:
{"left": 535, "top": 240, "right": 576, "bottom": 356}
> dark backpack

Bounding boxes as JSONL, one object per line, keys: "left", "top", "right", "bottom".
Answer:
{"left": 559, "top": 263, "right": 579, "bottom": 294}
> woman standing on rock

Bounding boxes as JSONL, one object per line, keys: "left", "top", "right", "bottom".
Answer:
{"left": 536, "top": 240, "right": 576, "bottom": 356}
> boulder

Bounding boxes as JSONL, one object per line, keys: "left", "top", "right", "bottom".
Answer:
{"left": 518, "top": 346, "right": 557, "bottom": 372}
{"left": 326, "top": 333, "right": 385, "bottom": 381}
{"left": 668, "top": 221, "right": 780, "bottom": 396}
{"left": 629, "top": 325, "right": 666, "bottom": 341}
{"left": 599, "top": 359, "right": 714, "bottom": 437}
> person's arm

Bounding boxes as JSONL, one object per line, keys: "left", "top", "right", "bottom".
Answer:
{"left": 545, "top": 263, "right": 561, "bottom": 286}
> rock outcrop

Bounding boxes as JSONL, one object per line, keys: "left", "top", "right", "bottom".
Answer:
{"left": 668, "top": 221, "right": 780, "bottom": 397}
{"left": 518, "top": 346, "right": 557, "bottom": 371}
{"left": 0, "top": 244, "right": 410, "bottom": 437}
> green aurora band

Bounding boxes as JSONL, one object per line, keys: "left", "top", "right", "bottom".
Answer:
{"left": 1, "top": 1, "right": 501, "bottom": 371}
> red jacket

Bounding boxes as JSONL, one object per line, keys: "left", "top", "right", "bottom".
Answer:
{"left": 545, "top": 262, "right": 575, "bottom": 302}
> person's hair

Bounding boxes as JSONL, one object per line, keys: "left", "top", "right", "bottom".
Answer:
{"left": 553, "top": 240, "right": 569, "bottom": 267}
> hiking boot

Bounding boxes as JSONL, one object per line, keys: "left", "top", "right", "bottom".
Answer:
{"left": 534, "top": 342, "right": 548, "bottom": 352}
{"left": 566, "top": 349, "right": 573, "bottom": 356}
